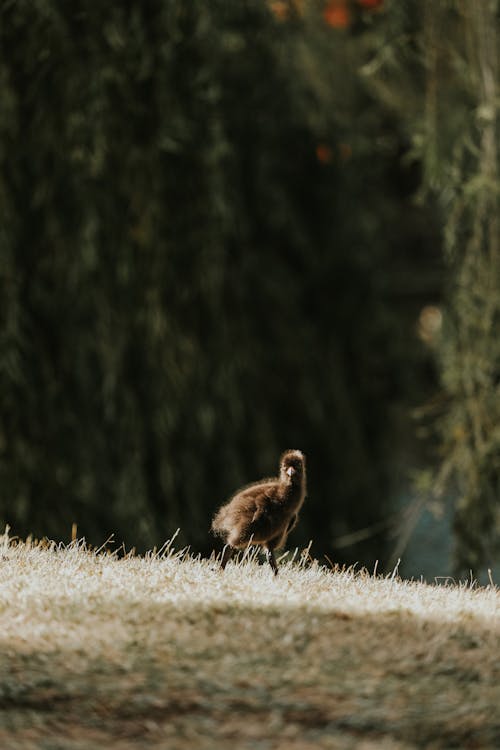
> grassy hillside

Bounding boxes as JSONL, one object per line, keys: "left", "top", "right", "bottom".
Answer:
{"left": 0, "top": 531, "right": 499, "bottom": 749}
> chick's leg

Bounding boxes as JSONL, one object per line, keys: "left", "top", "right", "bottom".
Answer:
{"left": 265, "top": 543, "right": 279, "bottom": 576}
{"left": 220, "top": 545, "right": 234, "bottom": 571}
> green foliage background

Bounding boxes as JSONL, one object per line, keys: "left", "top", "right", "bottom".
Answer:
{"left": 419, "top": 2, "right": 500, "bottom": 576}
{"left": 2, "top": 0, "right": 485, "bottom": 569}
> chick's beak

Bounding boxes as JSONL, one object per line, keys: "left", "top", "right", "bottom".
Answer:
{"left": 286, "top": 466, "right": 295, "bottom": 477}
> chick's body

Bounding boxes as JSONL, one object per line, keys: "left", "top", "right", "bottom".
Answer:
{"left": 212, "top": 449, "right": 306, "bottom": 574}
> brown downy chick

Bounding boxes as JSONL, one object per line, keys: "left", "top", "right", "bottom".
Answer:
{"left": 211, "top": 449, "right": 307, "bottom": 575}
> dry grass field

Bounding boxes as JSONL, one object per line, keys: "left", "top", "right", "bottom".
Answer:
{"left": 0, "top": 529, "right": 499, "bottom": 749}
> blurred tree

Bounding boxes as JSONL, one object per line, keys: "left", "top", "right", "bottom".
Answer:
{"left": 0, "top": 0, "right": 437, "bottom": 564}
{"left": 421, "top": 1, "right": 500, "bottom": 576}
{"left": 363, "top": 0, "right": 500, "bottom": 576}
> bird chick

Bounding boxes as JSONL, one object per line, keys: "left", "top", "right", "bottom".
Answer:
{"left": 211, "top": 449, "right": 307, "bottom": 575}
